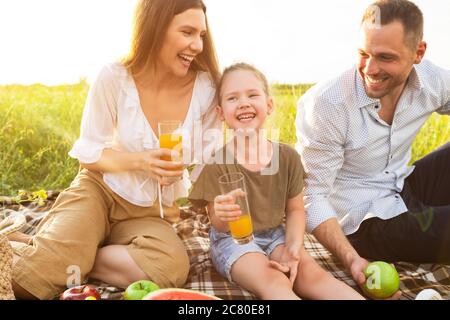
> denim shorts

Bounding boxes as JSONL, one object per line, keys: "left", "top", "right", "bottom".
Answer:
{"left": 209, "top": 225, "right": 286, "bottom": 282}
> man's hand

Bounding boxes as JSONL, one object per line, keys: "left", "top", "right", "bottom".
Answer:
{"left": 349, "top": 255, "right": 369, "bottom": 286}
{"left": 349, "top": 256, "right": 402, "bottom": 300}
{"left": 312, "top": 219, "right": 401, "bottom": 299}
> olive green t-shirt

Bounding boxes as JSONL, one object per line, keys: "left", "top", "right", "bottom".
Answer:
{"left": 188, "top": 142, "right": 305, "bottom": 233}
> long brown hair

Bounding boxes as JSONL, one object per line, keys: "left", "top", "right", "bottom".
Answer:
{"left": 122, "top": 0, "right": 220, "bottom": 86}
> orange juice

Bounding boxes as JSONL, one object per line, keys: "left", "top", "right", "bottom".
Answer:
{"left": 159, "top": 133, "right": 182, "bottom": 162}
{"left": 229, "top": 214, "right": 253, "bottom": 240}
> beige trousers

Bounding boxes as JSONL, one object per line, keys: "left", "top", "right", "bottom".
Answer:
{"left": 13, "top": 169, "right": 189, "bottom": 299}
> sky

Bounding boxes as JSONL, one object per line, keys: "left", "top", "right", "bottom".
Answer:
{"left": 0, "top": 0, "right": 449, "bottom": 85}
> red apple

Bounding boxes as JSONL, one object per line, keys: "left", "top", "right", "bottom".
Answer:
{"left": 60, "top": 285, "right": 101, "bottom": 300}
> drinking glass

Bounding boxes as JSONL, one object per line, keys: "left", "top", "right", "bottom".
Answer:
{"left": 218, "top": 172, "right": 254, "bottom": 244}
{"left": 158, "top": 121, "right": 183, "bottom": 165}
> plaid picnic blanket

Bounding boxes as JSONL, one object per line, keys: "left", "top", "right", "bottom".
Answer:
{"left": 1, "top": 191, "right": 449, "bottom": 300}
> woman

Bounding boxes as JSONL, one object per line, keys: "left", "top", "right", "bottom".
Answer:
{"left": 10, "top": 0, "right": 221, "bottom": 299}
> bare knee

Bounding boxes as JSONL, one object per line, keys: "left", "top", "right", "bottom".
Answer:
{"left": 259, "top": 275, "right": 293, "bottom": 300}
{"left": 297, "top": 259, "right": 328, "bottom": 287}
{"left": 232, "top": 258, "right": 294, "bottom": 300}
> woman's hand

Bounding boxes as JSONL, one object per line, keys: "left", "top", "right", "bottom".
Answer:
{"left": 139, "top": 149, "right": 184, "bottom": 186}
{"left": 213, "top": 189, "right": 245, "bottom": 222}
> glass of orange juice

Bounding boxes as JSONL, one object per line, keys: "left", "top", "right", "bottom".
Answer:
{"left": 158, "top": 121, "right": 183, "bottom": 167}
{"left": 218, "top": 172, "right": 254, "bottom": 245}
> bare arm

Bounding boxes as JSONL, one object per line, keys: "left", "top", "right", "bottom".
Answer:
{"left": 81, "top": 149, "right": 144, "bottom": 172}
{"left": 312, "top": 218, "right": 361, "bottom": 268}
{"left": 285, "top": 192, "right": 306, "bottom": 251}
{"left": 81, "top": 148, "right": 183, "bottom": 186}
{"left": 314, "top": 218, "right": 402, "bottom": 300}
{"left": 268, "top": 192, "right": 305, "bottom": 284}
{"left": 295, "top": 93, "right": 367, "bottom": 280}
{"left": 313, "top": 218, "right": 367, "bottom": 285}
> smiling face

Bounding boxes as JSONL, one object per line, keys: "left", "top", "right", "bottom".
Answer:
{"left": 157, "top": 8, "right": 206, "bottom": 77}
{"left": 357, "top": 20, "right": 426, "bottom": 101}
{"left": 217, "top": 69, "right": 273, "bottom": 132}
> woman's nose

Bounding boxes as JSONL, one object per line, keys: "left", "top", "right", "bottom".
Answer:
{"left": 190, "top": 35, "right": 203, "bottom": 54}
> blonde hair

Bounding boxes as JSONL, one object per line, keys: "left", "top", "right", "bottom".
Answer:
{"left": 218, "top": 63, "right": 271, "bottom": 104}
{"left": 122, "top": 0, "right": 220, "bottom": 86}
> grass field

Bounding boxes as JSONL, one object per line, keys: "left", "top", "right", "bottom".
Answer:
{"left": 1, "top": 82, "right": 449, "bottom": 196}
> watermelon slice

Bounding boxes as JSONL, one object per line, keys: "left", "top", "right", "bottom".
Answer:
{"left": 142, "top": 288, "right": 221, "bottom": 300}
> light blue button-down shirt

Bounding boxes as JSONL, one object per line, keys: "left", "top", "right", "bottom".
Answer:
{"left": 296, "top": 60, "right": 450, "bottom": 235}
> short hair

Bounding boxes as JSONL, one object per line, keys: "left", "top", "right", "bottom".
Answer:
{"left": 362, "top": 0, "right": 424, "bottom": 48}
{"left": 218, "top": 63, "right": 270, "bottom": 104}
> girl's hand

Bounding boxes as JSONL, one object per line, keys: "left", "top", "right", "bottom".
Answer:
{"left": 140, "top": 149, "right": 184, "bottom": 186}
{"left": 213, "top": 189, "right": 246, "bottom": 222}
{"left": 269, "top": 244, "right": 301, "bottom": 286}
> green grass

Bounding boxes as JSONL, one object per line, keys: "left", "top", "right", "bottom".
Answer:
{"left": 0, "top": 82, "right": 449, "bottom": 196}
{"left": 0, "top": 82, "right": 88, "bottom": 196}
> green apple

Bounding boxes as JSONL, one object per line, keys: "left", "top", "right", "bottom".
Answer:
{"left": 123, "top": 280, "right": 160, "bottom": 300}
{"left": 363, "top": 261, "right": 400, "bottom": 299}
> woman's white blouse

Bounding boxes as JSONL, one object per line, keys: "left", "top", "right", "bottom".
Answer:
{"left": 69, "top": 63, "right": 220, "bottom": 207}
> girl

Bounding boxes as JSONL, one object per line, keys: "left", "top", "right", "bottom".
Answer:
{"left": 189, "top": 63, "right": 365, "bottom": 300}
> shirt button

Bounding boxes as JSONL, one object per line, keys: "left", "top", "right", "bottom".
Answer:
{"left": 374, "top": 105, "right": 380, "bottom": 109}
{"left": 390, "top": 155, "right": 393, "bottom": 159}
{"left": 385, "top": 171, "right": 389, "bottom": 174}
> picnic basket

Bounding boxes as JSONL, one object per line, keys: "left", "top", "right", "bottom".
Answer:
{"left": 0, "top": 213, "right": 26, "bottom": 300}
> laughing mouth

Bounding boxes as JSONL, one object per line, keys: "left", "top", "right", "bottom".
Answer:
{"left": 179, "top": 54, "right": 195, "bottom": 64}
{"left": 366, "top": 75, "right": 388, "bottom": 85}
{"left": 236, "top": 113, "right": 256, "bottom": 122}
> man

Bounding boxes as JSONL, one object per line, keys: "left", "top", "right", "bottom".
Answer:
{"left": 296, "top": 0, "right": 450, "bottom": 298}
